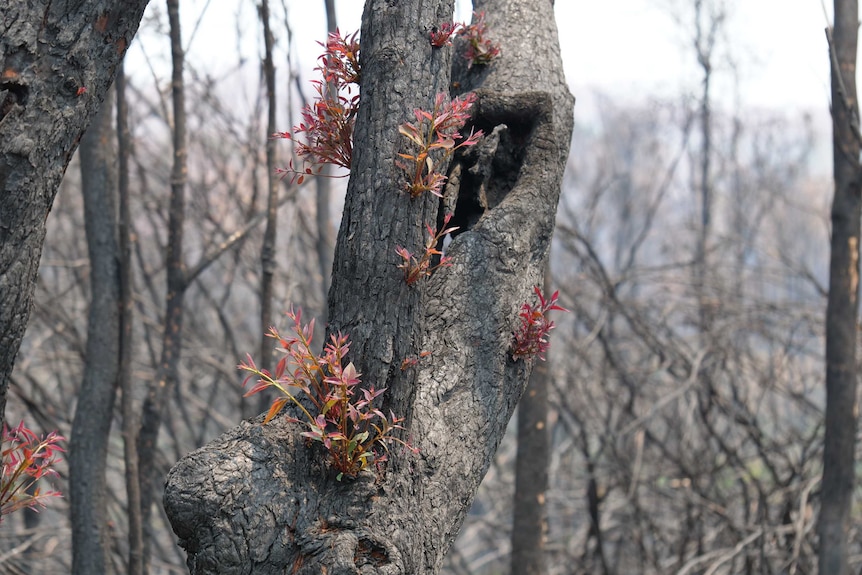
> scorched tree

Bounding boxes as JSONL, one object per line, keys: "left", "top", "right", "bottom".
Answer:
{"left": 163, "top": 1, "right": 574, "bottom": 573}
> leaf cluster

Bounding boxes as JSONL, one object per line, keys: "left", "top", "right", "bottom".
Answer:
{"left": 459, "top": 11, "right": 501, "bottom": 68}
{"left": 0, "top": 421, "right": 64, "bottom": 522}
{"left": 395, "top": 213, "right": 458, "bottom": 285}
{"left": 240, "top": 309, "right": 416, "bottom": 480}
{"left": 273, "top": 30, "right": 360, "bottom": 184}
{"left": 512, "top": 287, "right": 568, "bottom": 361}
{"left": 429, "top": 12, "right": 501, "bottom": 67}
{"left": 397, "top": 92, "right": 482, "bottom": 198}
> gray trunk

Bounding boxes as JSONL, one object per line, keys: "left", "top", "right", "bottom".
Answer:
{"left": 70, "top": 89, "right": 120, "bottom": 575}
{"left": 164, "top": 1, "right": 574, "bottom": 573}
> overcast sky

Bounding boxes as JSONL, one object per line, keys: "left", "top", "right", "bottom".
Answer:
{"left": 131, "top": 1, "right": 837, "bottom": 122}
{"left": 298, "top": 0, "right": 835, "bottom": 112}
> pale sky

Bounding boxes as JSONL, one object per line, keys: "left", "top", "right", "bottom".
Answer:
{"left": 130, "top": 0, "right": 837, "bottom": 123}
{"left": 306, "top": 0, "right": 835, "bottom": 112}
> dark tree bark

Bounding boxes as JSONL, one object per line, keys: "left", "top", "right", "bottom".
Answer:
{"left": 819, "top": 2, "right": 861, "bottom": 574}
{"left": 0, "top": 0, "right": 149, "bottom": 432}
{"left": 510, "top": 272, "right": 551, "bottom": 575}
{"left": 70, "top": 88, "right": 120, "bottom": 575}
{"left": 164, "top": 1, "right": 574, "bottom": 573}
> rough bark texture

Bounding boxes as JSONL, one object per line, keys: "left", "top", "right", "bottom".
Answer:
{"left": 0, "top": 0, "right": 149, "bottom": 432}
{"left": 70, "top": 89, "right": 120, "bottom": 575}
{"left": 819, "top": 2, "right": 861, "bottom": 574}
{"left": 164, "top": 1, "right": 574, "bottom": 573}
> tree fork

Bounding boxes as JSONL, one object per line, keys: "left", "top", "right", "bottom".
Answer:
{"left": 164, "top": 1, "right": 574, "bottom": 573}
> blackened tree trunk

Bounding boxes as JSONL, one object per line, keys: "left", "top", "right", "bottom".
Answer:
{"left": 510, "top": 361, "right": 550, "bottom": 574}
{"left": 819, "top": 2, "right": 861, "bottom": 574}
{"left": 70, "top": 88, "right": 121, "bottom": 575}
{"left": 692, "top": 0, "right": 721, "bottom": 334}
{"left": 0, "top": 0, "right": 149, "bottom": 432}
{"left": 164, "top": 1, "right": 574, "bottom": 573}
{"left": 510, "top": 271, "right": 552, "bottom": 575}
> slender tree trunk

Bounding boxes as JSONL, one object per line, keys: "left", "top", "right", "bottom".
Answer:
{"left": 70, "top": 88, "right": 120, "bottom": 575}
{"left": 819, "top": 2, "right": 861, "bottom": 574}
{"left": 137, "top": 1, "right": 189, "bottom": 571}
{"left": 117, "top": 62, "right": 145, "bottom": 575}
{"left": 164, "top": 1, "right": 574, "bottom": 573}
{"left": 0, "top": 0, "right": 148, "bottom": 431}
{"left": 693, "top": 0, "right": 719, "bottom": 334}
{"left": 255, "top": 0, "right": 280, "bottom": 419}
{"left": 316, "top": 0, "right": 337, "bottom": 302}
{"left": 510, "top": 313, "right": 550, "bottom": 575}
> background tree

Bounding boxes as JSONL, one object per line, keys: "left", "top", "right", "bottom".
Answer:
{"left": 136, "top": 2, "right": 190, "bottom": 569}
{"left": 250, "top": 0, "right": 281, "bottom": 420}
{"left": 819, "top": 1, "right": 861, "bottom": 573}
{"left": 69, "top": 87, "right": 121, "bottom": 575}
{"left": 116, "top": 61, "right": 146, "bottom": 575}
{"left": 510, "top": 270, "right": 552, "bottom": 575}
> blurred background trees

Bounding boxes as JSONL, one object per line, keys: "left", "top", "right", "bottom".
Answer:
{"left": 1, "top": 0, "right": 854, "bottom": 574}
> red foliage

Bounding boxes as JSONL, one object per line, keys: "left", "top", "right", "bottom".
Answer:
{"left": 274, "top": 30, "right": 360, "bottom": 183}
{"left": 1, "top": 422, "right": 64, "bottom": 521}
{"left": 397, "top": 92, "right": 482, "bottom": 198}
{"left": 239, "top": 308, "right": 416, "bottom": 480}
{"left": 512, "top": 287, "right": 568, "bottom": 361}
{"left": 430, "top": 21, "right": 458, "bottom": 48}
{"left": 458, "top": 12, "right": 501, "bottom": 67}
{"left": 396, "top": 213, "right": 459, "bottom": 285}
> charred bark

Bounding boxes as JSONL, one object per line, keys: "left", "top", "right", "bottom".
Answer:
{"left": 164, "top": 1, "right": 574, "bottom": 573}
{"left": 70, "top": 87, "right": 120, "bottom": 575}
{"left": 510, "top": 274, "right": 551, "bottom": 575}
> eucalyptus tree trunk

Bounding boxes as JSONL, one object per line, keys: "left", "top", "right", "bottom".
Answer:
{"left": 819, "top": 1, "right": 861, "bottom": 573}
{"left": 0, "top": 0, "right": 149, "bottom": 432}
{"left": 510, "top": 270, "right": 552, "bottom": 575}
{"left": 164, "top": 1, "right": 574, "bottom": 573}
{"left": 70, "top": 88, "right": 120, "bottom": 575}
